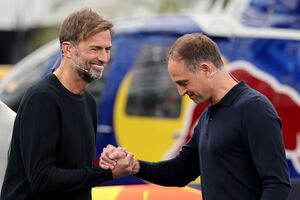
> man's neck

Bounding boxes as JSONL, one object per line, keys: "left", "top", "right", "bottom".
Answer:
{"left": 53, "top": 65, "right": 88, "bottom": 95}
{"left": 210, "top": 71, "right": 238, "bottom": 104}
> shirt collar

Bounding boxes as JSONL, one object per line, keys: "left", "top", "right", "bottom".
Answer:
{"left": 214, "top": 81, "right": 248, "bottom": 107}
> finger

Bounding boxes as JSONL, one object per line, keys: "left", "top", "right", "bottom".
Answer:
{"left": 99, "top": 163, "right": 109, "bottom": 170}
{"left": 131, "top": 159, "right": 140, "bottom": 175}
{"left": 123, "top": 152, "right": 134, "bottom": 174}
{"left": 107, "top": 144, "right": 116, "bottom": 150}
{"left": 101, "top": 153, "right": 116, "bottom": 165}
{"left": 104, "top": 144, "right": 116, "bottom": 155}
{"left": 127, "top": 152, "right": 136, "bottom": 169}
{"left": 99, "top": 158, "right": 115, "bottom": 169}
{"left": 100, "top": 149, "right": 117, "bottom": 166}
{"left": 109, "top": 148, "right": 127, "bottom": 159}
{"left": 123, "top": 152, "right": 134, "bottom": 162}
{"left": 109, "top": 151, "right": 126, "bottom": 160}
{"left": 118, "top": 146, "right": 126, "bottom": 152}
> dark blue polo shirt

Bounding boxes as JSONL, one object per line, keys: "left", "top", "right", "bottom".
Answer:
{"left": 196, "top": 81, "right": 291, "bottom": 200}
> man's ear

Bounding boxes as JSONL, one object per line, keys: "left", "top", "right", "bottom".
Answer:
{"left": 199, "top": 62, "right": 213, "bottom": 76}
{"left": 61, "top": 41, "right": 72, "bottom": 58}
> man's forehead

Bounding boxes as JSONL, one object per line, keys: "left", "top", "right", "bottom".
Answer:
{"left": 168, "top": 59, "right": 188, "bottom": 72}
{"left": 80, "top": 33, "right": 112, "bottom": 47}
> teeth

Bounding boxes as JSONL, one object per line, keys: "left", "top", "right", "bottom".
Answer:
{"left": 92, "top": 64, "right": 104, "bottom": 69}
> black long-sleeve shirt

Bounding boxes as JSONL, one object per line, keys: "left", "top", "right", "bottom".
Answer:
{"left": 136, "top": 82, "right": 291, "bottom": 200}
{"left": 1, "top": 74, "right": 112, "bottom": 200}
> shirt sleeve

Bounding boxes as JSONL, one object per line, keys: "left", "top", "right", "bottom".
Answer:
{"left": 135, "top": 126, "right": 200, "bottom": 187}
{"left": 18, "top": 92, "right": 112, "bottom": 195}
{"left": 241, "top": 98, "right": 291, "bottom": 200}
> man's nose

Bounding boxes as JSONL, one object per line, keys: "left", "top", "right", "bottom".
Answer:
{"left": 98, "top": 50, "right": 110, "bottom": 64}
{"left": 177, "top": 86, "right": 186, "bottom": 97}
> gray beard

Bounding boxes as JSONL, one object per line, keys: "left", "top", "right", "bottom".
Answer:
{"left": 75, "top": 67, "right": 95, "bottom": 83}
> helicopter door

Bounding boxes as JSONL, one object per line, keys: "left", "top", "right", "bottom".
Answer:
{"left": 114, "top": 43, "right": 191, "bottom": 161}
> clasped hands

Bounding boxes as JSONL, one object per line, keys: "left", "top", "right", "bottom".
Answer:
{"left": 99, "top": 145, "right": 139, "bottom": 179}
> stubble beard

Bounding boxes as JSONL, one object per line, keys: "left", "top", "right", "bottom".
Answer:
{"left": 73, "top": 55, "right": 104, "bottom": 83}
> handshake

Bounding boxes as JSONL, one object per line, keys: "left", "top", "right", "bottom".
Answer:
{"left": 99, "top": 145, "right": 140, "bottom": 179}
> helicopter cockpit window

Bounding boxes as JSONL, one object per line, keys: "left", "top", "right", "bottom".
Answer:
{"left": 126, "top": 44, "right": 181, "bottom": 118}
{"left": 0, "top": 49, "right": 60, "bottom": 111}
